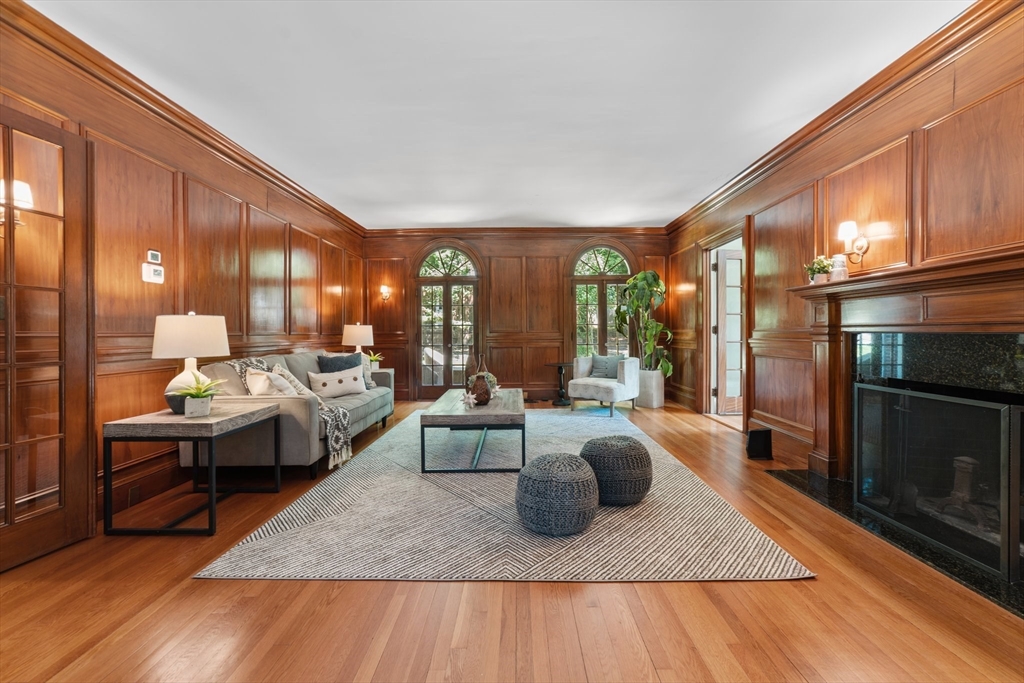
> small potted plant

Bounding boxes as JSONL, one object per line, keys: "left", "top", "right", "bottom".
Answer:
{"left": 804, "top": 255, "right": 833, "bottom": 284}
{"left": 173, "top": 372, "right": 225, "bottom": 417}
{"left": 367, "top": 350, "right": 384, "bottom": 371}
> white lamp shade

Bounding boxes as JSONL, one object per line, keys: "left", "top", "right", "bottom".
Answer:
{"left": 342, "top": 324, "right": 374, "bottom": 348}
{"left": 837, "top": 221, "right": 859, "bottom": 242}
{"left": 152, "top": 314, "right": 230, "bottom": 359}
{"left": 0, "top": 179, "right": 34, "bottom": 209}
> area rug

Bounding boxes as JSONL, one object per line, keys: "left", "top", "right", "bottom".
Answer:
{"left": 197, "top": 410, "right": 814, "bottom": 582}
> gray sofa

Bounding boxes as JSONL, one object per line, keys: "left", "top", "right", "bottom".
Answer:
{"left": 177, "top": 349, "right": 394, "bottom": 477}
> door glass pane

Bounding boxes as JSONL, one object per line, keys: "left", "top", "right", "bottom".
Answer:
{"left": 14, "top": 439, "right": 60, "bottom": 520}
{"left": 725, "top": 369, "right": 741, "bottom": 398}
{"left": 726, "top": 341, "right": 741, "bottom": 370}
{"left": 16, "top": 366, "right": 60, "bottom": 442}
{"left": 420, "top": 285, "right": 444, "bottom": 386}
{"left": 14, "top": 213, "right": 62, "bottom": 288}
{"left": 15, "top": 289, "right": 60, "bottom": 364}
{"left": 725, "top": 258, "right": 741, "bottom": 287}
{"left": 575, "top": 284, "right": 598, "bottom": 358}
{"left": 11, "top": 131, "right": 63, "bottom": 217}
{"left": 725, "top": 287, "right": 741, "bottom": 315}
{"left": 725, "top": 313, "right": 741, "bottom": 341}
{"left": 450, "top": 284, "right": 474, "bottom": 388}
{"left": 605, "top": 283, "right": 628, "bottom": 356}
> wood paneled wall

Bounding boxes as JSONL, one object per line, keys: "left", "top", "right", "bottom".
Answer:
{"left": 0, "top": 3, "right": 367, "bottom": 515}
{"left": 363, "top": 231, "right": 668, "bottom": 401}
{"left": 665, "top": 2, "right": 1024, "bottom": 478}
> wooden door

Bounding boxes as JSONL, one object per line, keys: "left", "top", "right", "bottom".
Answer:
{"left": 418, "top": 282, "right": 476, "bottom": 399}
{"left": 716, "top": 249, "right": 744, "bottom": 415}
{"left": 0, "top": 107, "right": 90, "bottom": 571}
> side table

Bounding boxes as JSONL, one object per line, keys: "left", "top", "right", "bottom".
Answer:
{"left": 103, "top": 402, "right": 280, "bottom": 536}
{"left": 544, "top": 362, "right": 574, "bottom": 406}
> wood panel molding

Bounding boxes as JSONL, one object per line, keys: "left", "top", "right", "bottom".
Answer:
{"left": 666, "top": 0, "right": 1023, "bottom": 233}
{"left": 0, "top": 0, "right": 367, "bottom": 238}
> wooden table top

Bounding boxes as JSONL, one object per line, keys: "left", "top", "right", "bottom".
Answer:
{"left": 421, "top": 388, "right": 525, "bottom": 426}
{"left": 103, "top": 402, "right": 279, "bottom": 439}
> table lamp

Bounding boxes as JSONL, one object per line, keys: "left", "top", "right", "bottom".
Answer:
{"left": 152, "top": 312, "right": 230, "bottom": 404}
{"left": 342, "top": 323, "right": 374, "bottom": 353}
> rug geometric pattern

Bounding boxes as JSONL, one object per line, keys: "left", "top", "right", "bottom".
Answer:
{"left": 197, "top": 410, "right": 814, "bottom": 582}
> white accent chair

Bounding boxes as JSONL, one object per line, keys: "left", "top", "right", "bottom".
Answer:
{"left": 568, "top": 356, "right": 640, "bottom": 417}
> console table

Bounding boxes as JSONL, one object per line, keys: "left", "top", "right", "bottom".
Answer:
{"left": 103, "top": 402, "right": 280, "bottom": 536}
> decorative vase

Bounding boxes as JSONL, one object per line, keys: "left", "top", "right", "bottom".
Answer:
{"left": 184, "top": 396, "right": 212, "bottom": 418}
{"left": 637, "top": 370, "right": 665, "bottom": 409}
{"left": 466, "top": 353, "right": 496, "bottom": 406}
{"left": 813, "top": 273, "right": 829, "bottom": 284}
{"left": 165, "top": 393, "right": 186, "bottom": 415}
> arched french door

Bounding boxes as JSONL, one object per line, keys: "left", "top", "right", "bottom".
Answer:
{"left": 416, "top": 248, "right": 479, "bottom": 399}
{"left": 571, "top": 247, "right": 631, "bottom": 358}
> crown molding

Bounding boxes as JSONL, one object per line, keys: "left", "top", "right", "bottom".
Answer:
{"left": 0, "top": 0, "right": 367, "bottom": 238}
{"left": 665, "top": 0, "right": 1023, "bottom": 234}
{"left": 364, "top": 226, "right": 669, "bottom": 240}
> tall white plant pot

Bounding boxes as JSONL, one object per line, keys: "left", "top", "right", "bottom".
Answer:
{"left": 637, "top": 370, "right": 665, "bottom": 409}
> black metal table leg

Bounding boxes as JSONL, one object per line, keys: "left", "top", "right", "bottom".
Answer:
{"left": 207, "top": 438, "right": 217, "bottom": 535}
{"left": 103, "top": 437, "right": 113, "bottom": 534}
{"left": 553, "top": 365, "right": 571, "bottom": 406}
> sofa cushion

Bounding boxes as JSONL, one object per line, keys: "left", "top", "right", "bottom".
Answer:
{"left": 272, "top": 363, "right": 318, "bottom": 399}
{"left": 324, "top": 351, "right": 376, "bottom": 388}
{"left": 257, "top": 354, "right": 289, "bottom": 373}
{"left": 318, "top": 353, "right": 362, "bottom": 373}
{"left": 246, "top": 369, "right": 298, "bottom": 396}
{"left": 283, "top": 352, "right": 323, "bottom": 389}
{"left": 591, "top": 354, "right": 624, "bottom": 379}
{"left": 200, "top": 362, "right": 248, "bottom": 396}
{"left": 318, "top": 386, "right": 393, "bottom": 437}
{"left": 569, "top": 377, "right": 631, "bottom": 403}
{"left": 308, "top": 366, "right": 367, "bottom": 399}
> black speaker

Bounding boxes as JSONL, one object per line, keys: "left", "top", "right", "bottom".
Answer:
{"left": 746, "top": 428, "right": 773, "bottom": 460}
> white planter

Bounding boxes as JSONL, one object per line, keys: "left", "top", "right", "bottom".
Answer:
{"left": 184, "top": 396, "right": 212, "bottom": 418}
{"left": 371, "top": 361, "right": 380, "bottom": 371}
{"left": 637, "top": 370, "right": 665, "bottom": 409}
{"left": 812, "top": 273, "right": 829, "bottom": 284}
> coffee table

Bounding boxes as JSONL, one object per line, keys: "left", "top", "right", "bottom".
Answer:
{"left": 420, "top": 388, "right": 525, "bottom": 473}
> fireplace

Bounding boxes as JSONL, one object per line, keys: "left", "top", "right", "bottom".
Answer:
{"left": 852, "top": 333, "right": 1024, "bottom": 581}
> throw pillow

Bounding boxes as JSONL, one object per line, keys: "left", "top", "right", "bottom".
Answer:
{"left": 318, "top": 353, "right": 362, "bottom": 373}
{"left": 308, "top": 366, "right": 367, "bottom": 399}
{"left": 246, "top": 369, "right": 298, "bottom": 396}
{"left": 591, "top": 354, "right": 624, "bottom": 379}
{"left": 323, "top": 351, "right": 376, "bottom": 388}
{"left": 272, "top": 363, "right": 319, "bottom": 400}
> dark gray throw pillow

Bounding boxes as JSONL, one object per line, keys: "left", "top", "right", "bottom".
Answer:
{"left": 591, "top": 354, "right": 624, "bottom": 379}
{"left": 318, "top": 353, "right": 363, "bottom": 373}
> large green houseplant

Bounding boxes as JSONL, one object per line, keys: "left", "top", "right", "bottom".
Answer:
{"left": 614, "top": 270, "right": 673, "bottom": 408}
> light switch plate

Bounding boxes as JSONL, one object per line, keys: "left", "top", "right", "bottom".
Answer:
{"left": 142, "top": 262, "right": 165, "bottom": 284}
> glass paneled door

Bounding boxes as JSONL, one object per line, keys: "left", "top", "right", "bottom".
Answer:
{"left": 0, "top": 107, "right": 89, "bottom": 571}
{"left": 418, "top": 283, "right": 477, "bottom": 399}
{"left": 715, "top": 249, "right": 744, "bottom": 415}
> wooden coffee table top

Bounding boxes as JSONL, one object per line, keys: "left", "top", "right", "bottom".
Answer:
{"left": 421, "top": 389, "right": 525, "bottom": 426}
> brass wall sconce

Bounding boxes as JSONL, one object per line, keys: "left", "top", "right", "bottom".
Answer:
{"left": 380, "top": 285, "right": 391, "bottom": 302}
{"left": 837, "top": 221, "right": 869, "bottom": 264}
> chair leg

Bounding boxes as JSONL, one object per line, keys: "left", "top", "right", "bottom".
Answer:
{"left": 609, "top": 402, "right": 615, "bottom": 417}
{"left": 570, "top": 398, "right": 575, "bottom": 411}
{"left": 631, "top": 398, "right": 636, "bottom": 409}
{"left": 309, "top": 462, "right": 319, "bottom": 480}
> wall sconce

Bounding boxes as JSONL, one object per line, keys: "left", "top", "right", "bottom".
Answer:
{"left": 0, "top": 179, "right": 34, "bottom": 226}
{"left": 837, "top": 221, "right": 869, "bottom": 264}
{"left": 380, "top": 285, "right": 391, "bottom": 302}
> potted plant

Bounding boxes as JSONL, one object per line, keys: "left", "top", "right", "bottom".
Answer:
{"left": 804, "top": 255, "right": 833, "bottom": 284}
{"left": 367, "top": 350, "right": 384, "bottom": 371}
{"left": 615, "top": 270, "right": 673, "bottom": 409}
{"left": 172, "top": 373, "right": 225, "bottom": 417}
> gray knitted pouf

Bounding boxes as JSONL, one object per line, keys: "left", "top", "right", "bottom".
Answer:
{"left": 516, "top": 453, "right": 599, "bottom": 536}
{"left": 580, "top": 435, "right": 652, "bottom": 506}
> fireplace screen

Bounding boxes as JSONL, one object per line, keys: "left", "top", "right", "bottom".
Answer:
{"left": 854, "top": 383, "right": 1018, "bottom": 578}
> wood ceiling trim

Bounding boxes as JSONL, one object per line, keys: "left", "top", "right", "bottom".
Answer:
{"left": 0, "top": 0, "right": 368, "bottom": 238}
{"left": 364, "top": 226, "right": 669, "bottom": 239}
{"left": 665, "top": 0, "right": 1022, "bottom": 234}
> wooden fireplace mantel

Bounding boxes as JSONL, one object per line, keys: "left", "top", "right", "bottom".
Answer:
{"left": 786, "top": 251, "right": 1023, "bottom": 479}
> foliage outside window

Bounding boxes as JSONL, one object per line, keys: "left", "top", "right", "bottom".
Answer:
{"left": 574, "top": 247, "right": 629, "bottom": 276}
{"left": 419, "top": 248, "right": 476, "bottom": 277}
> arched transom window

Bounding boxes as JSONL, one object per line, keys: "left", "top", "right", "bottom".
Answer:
{"left": 572, "top": 247, "right": 630, "bottom": 358}
{"left": 419, "top": 248, "right": 476, "bottom": 277}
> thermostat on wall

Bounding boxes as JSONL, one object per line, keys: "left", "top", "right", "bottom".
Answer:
{"left": 147, "top": 249, "right": 161, "bottom": 264}
{"left": 142, "top": 262, "right": 165, "bottom": 284}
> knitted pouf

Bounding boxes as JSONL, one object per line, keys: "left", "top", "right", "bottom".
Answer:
{"left": 579, "top": 435, "right": 652, "bottom": 505}
{"left": 516, "top": 453, "right": 599, "bottom": 536}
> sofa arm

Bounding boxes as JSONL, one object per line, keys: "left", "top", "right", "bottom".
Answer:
{"left": 371, "top": 368, "right": 394, "bottom": 391}
{"left": 618, "top": 357, "right": 640, "bottom": 396}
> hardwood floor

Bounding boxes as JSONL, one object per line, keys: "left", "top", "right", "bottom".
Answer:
{"left": 1, "top": 402, "right": 1021, "bottom": 683}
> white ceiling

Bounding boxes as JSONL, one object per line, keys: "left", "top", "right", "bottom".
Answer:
{"left": 28, "top": 0, "right": 972, "bottom": 229}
